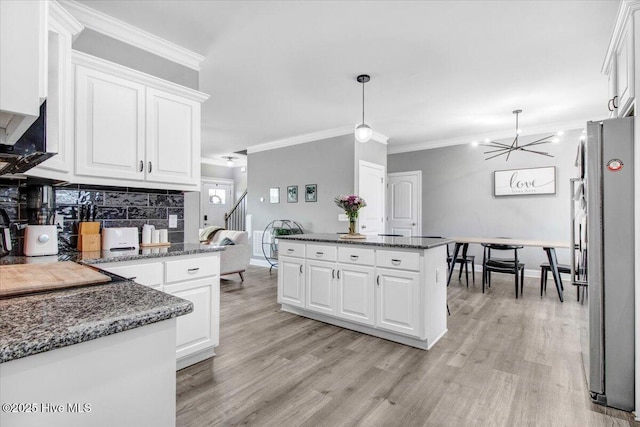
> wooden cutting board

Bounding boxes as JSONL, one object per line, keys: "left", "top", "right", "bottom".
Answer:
{"left": 0, "top": 261, "right": 112, "bottom": 298}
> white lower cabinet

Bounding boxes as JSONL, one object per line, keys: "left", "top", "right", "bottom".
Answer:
{"left": 375, "top": 267, "right": 421, "bottom": 337}
{"left": 305, "top": 259, "right": 336, "bottom": 315}
{"left": 278, "top": 255, "right": 305, "bottom": 308}
{"left": 95, "top": 252, "right": 220, "bottom": 370}
{"left": 336, "top": 264, "right": 375, "bottom": 326}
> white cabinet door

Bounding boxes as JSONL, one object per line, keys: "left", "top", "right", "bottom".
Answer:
{"left": 306, "top": 259, "right": 336, "bottom": 315}
{"left": 98, "top": 262, "right": 164, "bottom": 290}
{"left": 336, "top": 264, "right": 375, "bottom": 327}
{"left": 145, "top": 88, "right": 199, "bottom": 185}
{"left": 75, "top": 65, "right": 145, "bottom": 181}
{"left": 278, "top": 256, "right": 305, "bottom": 308}
{"left": 376, "top": 267, "right": 421, "bottom": 337}
{"left": 165, "top": 277, "right": 218, "bottom": 360}
{"left": 615, "top": 28, "right": 634, "bottom": 116}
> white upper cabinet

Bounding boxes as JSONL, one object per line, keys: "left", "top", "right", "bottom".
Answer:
{"left": 604, "top": 2, "right": 638, "bottom": 118}
{"left": 71, "top": 51, "right": 209, "bottom": 190}
{"left": 75, "top": 65, "right": 146, "bottom": 181}
{"left": 145, "top": 88, "right": 200, "bottom": 185}
{"left": 0, "top": 0, "right": 47, "bottom": 145}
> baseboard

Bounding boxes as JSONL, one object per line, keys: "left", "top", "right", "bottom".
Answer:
{"left": 176, "top": 347, "right": 215, "bottom": 371}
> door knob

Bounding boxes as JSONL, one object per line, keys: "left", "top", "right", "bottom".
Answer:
{"left": 412, "top": 223, "right": 416, "bottom": 226}
{"left": 361, "top": 225, "right": 367, "bottom": 229}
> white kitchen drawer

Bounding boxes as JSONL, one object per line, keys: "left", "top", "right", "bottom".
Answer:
{"left": 99, "top": 262, "right": 164, "bottom": 289}
{"left": 307, "top": 244, "right": 337, "bottom": 262}
{"left": 338, "top": 246, "right": 375, "bottom": 266}
{"left": 279, "top": 241, "right": 305, "bottom": 258}
{"left": 165, "top": 255, "right": 219, "bottom": 283}
{"left": 376, "top": 250, "right": 421, "bottom": 271}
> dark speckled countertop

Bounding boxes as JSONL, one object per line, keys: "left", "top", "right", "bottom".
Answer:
{"left": 0, "top": 243, "right": 223, "bottom": 363}
{"left": 277, "top": 233, "right": 451, "bottom": 249}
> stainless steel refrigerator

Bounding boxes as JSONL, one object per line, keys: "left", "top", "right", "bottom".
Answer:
{"left": 573, "top": 116, "right": 635, "bottom": 411}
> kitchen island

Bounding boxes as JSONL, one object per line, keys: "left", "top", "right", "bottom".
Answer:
{"left": 0, "top": 243, "right": 224, "bottom": 427}
{"left": 276, "top": 234, "right": 450, "bottom": 350}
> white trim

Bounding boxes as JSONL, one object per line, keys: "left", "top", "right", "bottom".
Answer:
{"left": 49, "top": 1, "right": 84, "bottom": 36}
{"left": 388, "top": 121, "right": 587, "bottom": 154}
{"left": 602, "top": 0, "right": 640, "bottom": 74}
{"left": 387, "top": 170, "right": 422, "bottom": 237}
{"left": 250, "top": 258, "right": 272, "bottom": 268}
{"left": 201, "top": 177, "right": 234, "bottom": 185}
{"left": 60, "top": 0, "right": 204, "bottom": 70}
{"left": 71, "top": 50, "right": 210, "bottom": 102}
{"left": 201, "top": 155, "right": 247, "bottom": 168}
{"left": 371, "top": 131, "right": 389, "bottom": 145}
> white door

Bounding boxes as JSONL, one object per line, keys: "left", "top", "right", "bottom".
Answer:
{"left": 75, "top": 65, "right": 145, "bottom": 180}
{"left": 306, "top": 260, "right": 336, "bottom": 315}
{"left": 201, "top": 180, "right": 234, "bottom": 228}
{"left": 358, "top": 161, "right": 385, "bottom": 236}
{"left": 336, "top": 264, "right": 375, "bottom": 326}
{"left": 387, "top": 171, "right": 421, "bottom": 236}
{"left": 146, "top": 88, "right": 199, "bottom": 185}
{"left": 376, "top": 267, "right": 422, "bottom": 337}
{"left": 277, "top": 256, "right": 305, "bottom": 308}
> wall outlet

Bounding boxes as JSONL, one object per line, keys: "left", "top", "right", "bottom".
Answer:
{"left": 338, "top": 214, "right": 348, "bottom": 222}
{"left": 169, "top": 214, "right": 178, "bottom": 228}
{"left": 55, "top": 214, "right": 65, "bottom": 230}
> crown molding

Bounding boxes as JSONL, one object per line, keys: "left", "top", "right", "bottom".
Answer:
{"left": 602, "top": 0, "right": 640, "bottom": 73}
{"left": 72, "top": 50, "right": 210, "bottom": 102}
{"left": 201, "top": 155, "right": 247, "bottom": 168}
{"left": 60, "top": 0, "right": 205, "bottom": 71}
{"left": 387, "top": 119, "right": 588, "bottom": 155}
{"left": 247, "top": 126, "right": 353, "bottom": 154}
{"left": 49, "top": 1, "right": 84, "bottom": 36}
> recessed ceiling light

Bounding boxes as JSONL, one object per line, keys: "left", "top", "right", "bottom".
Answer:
{"left": 557, "top": 130, "right": 564, "bottom": 136}
{"left": 552, "top": 137, "right": 560, "bottom": 143}
{"left": 471, "top": 141, "right": 479, "bottom": 147}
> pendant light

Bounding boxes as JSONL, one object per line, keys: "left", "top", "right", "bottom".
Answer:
{"left": 355, "top": 74, "right": 373, "bottom": 143}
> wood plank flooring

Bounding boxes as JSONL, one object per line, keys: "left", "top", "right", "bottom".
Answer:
{"left": 176, "top": 266, "right": 638, "bottom": 426}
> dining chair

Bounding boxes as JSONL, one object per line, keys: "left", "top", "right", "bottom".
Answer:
{"left": 539, "top": 262, "right": 579, "bottom": 300}
{"left": 481, "top": 243, "right": 525, "bottom": 298}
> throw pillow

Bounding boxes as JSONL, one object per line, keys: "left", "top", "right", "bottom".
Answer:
{"left": 220, "top": 237, "right": 236, "bottom": 246}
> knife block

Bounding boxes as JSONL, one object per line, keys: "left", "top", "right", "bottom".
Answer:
{"left": 78, "top": 222, "right": 101, "bottom": 251}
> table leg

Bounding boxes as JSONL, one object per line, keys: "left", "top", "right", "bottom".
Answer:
{"left": 543, "top": 247, "right": 563, "bottom": 302}
{"left": 448, "top": 242, "right": 462, "bottom": 286}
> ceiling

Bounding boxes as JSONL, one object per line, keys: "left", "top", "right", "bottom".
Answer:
{"left": 74, "top": 0, "right": 620, "bottom": 157}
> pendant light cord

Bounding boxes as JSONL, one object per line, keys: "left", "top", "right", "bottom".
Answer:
{"left": 361, "top": 80, "right": 365, "bottom": 125}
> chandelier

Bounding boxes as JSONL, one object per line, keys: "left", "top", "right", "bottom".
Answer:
{"left": 481, "top": 110, "right": 555, "bottom": 161}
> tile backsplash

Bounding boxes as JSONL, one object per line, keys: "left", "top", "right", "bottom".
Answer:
{"left": 0, "top": 181, "right": 185, "bottom": 254}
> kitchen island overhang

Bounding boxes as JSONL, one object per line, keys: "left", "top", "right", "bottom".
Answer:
{"left": 276, "top": 234, "right": 450, "bottom": 350}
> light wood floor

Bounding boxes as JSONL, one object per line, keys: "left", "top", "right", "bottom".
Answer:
{"left": 176, "top": 266, "right": 638, "bottom": 427}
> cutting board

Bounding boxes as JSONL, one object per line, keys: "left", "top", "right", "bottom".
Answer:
{"left": 0, "top": 261, "right": 112, "bottom": 298}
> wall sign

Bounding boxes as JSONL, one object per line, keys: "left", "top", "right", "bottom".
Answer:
{"left": 494, "top": 166, "right": 556, "bottom": 196}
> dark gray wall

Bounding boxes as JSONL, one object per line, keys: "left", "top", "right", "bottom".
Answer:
{"left": 388, "top": 129, "right": 580, "bottom": 271}
{"left": 73, "top": 29, "right": 199, "bottom": 89}
{"left": 247, "top": 134, "right": 354, "bottom": 258}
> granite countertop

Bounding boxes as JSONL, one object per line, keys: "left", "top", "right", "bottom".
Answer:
{"left": 277, "top": 233, "right": 451, "bottom": 249}
{"left": 0, "top": 242, "right": 225, "bottom": 266}
{"left": 0, "top": 243, "right": 219, "bottom": 363}
{"left": 0, "top": 271, "right": 193, "bottom": 363}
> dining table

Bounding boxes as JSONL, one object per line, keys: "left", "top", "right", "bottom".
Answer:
{"left": 447, "top": 237, "right": 570, "bottom": 302}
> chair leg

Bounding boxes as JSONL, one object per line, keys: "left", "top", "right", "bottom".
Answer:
{"left": 239, "top": 271, "right": 245, "bottom": 282}
{"left": 464, "top": 261, "right": 469, "bottom": 288}
{"left": 458, "top": 263, "right": 463, "bottom": 280}
{"left": 520, "top": 267, "right": 524, "bottom": 295}
{"left": 540, "top": 268, "right": 544, "bottom": 297}
{"left": 543, "top": 269, "right": 547, "bottom": 294}
{"left": 472, "top": 260, "right": 475, "bottom": 284}
{"left": 515, "top": 271, "right": 519, "bottom": 299}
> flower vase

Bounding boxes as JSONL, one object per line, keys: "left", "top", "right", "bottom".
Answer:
{"left": 348, "top": 216, "right": 357, "bottom": 235}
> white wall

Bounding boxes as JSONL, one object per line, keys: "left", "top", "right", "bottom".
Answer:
{"left": 388, "top": 129, "right": 580, "bottom": 274}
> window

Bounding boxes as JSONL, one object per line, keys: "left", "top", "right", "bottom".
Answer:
{"left": 208, "top": 188, "right": 226, "bottom": 205}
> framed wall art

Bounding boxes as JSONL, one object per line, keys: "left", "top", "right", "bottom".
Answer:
{"left": 269, "top": 187, "right": 280, "bottom": 203}
{"left": 305, "top": 184, "right": 317, "bottom": 202}
{"left": 287, "top": 185, "right": 298, "bottom": 203}
{"left": 494, "top": 166, "right": 556, "bottom": 196}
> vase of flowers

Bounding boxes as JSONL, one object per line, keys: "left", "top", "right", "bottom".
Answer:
{"left": 334, "top": 195, "right": 367, "bottom": 237}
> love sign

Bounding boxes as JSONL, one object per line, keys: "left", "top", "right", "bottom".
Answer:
{"left": 494, "top": 166, "right": 556, "bottom": 196}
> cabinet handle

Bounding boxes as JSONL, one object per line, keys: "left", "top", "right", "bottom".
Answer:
{"left": 612, "top": 95, "right": 619, "bottom": 109}
{"left": 139, "top": 160, "right": 143, "bottom": 172}
{"left": 127, "top": 276, "right": 137, "bottom": 281}
{"left": 287, "top": 248, "right": 294, "bottom": 253}
{"left": 608, "top": 98, "right": 614, "bottom": 112}
{"left": 299, "top": 264, "right": 303, "bottom": 274}
{"left": 332, "top": 269, "right": 335, "bottom": 279}
{"left": 350, "top": 255, "right": 359, "bottom": 261}
{"left": 148, "top": 161, "right": 152, "bottom": 173}
{"left": 316, "top": 251, "right": 323, "bottom": 257}
{"left": 337, "top": 270, "right": 341, "bottom": 279}
{"left": 391, "top": 259, "right": 401, "bottom": 265}
{"left": 187, "top": 267, "right": 200, "bottom": 273}
{"left": 376, "top": 275, "right": 381, "bottom": 286}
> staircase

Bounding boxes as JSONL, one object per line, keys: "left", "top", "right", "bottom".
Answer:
{"left": 225, "top": 190, "right": 247, "bottom": 231}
